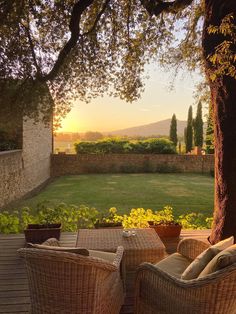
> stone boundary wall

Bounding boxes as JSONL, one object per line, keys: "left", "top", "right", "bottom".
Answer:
{"left": 51, "top": 154, "right": 214, "bottom": 177}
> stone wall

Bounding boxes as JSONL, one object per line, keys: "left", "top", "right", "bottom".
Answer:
{"left": 0, "top": 118, "right": 52, "bottom": 208}
{"left": 51, "top": 154, "right": 214, "bottom": 177}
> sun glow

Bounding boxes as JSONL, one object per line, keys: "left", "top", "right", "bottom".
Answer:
{"left": 58, "top": 66, "right": 202, "bottom": 134}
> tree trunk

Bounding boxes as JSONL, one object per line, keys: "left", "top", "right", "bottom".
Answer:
{"left": 203, "top": 0, "right": 236, "bottom": 243}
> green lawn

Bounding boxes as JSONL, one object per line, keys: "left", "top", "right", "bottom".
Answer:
{"left": 19, "top": 173, "right": 214, "bottom": 217}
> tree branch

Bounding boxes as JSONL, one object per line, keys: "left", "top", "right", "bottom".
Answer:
{"left": 140, "top": 0, "right": 194, "bottom": 17}
{"left": 83, "top": 0, "right": 111, "bottom": 36}
{"left": 41, "top": 0, "right": 95, "bottom": 82}
{"left": 23, "top": 14, "right": 41, "bottom": 76}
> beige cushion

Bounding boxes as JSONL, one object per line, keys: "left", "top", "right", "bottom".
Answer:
{"left": 211, "top": 236, "right": 234, "bottom": 250}
{"left": 89, "top": 250, "right": 116, "bottom": 263}
{"left": 28, "top": 243, "right": 89, "bottom": 256}
{"left": 181, "top": 247, "right": 220, "bottom": 280}
{"left": 155, "top": 253, "right": 191, "bottom": 278}
{"left": 199, "top": 244, "right": 236, "bottom": 278}
{"left": 181, "top": 236, "right": 234, "bottom": 280}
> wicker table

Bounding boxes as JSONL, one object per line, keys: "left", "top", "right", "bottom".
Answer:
{"left": 76, "top": 228, "right": 166, "bottom": 271}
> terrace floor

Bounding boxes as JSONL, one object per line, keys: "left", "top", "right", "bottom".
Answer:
{"left": 0, "top": 230, "right": 210, "bottom": 314}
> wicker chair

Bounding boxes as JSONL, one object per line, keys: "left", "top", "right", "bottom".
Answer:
{"left": 18, "top": 242, "right": 124, "bottom": 314}
{"left": 135, "top": 238, "right": 236, "bottom": 314}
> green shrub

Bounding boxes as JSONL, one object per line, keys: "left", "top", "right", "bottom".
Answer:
{"left": 74, "top": 137, "right": 177, "bottom": 155}
{"left": 0, "top": 203, "right": 99, "bottom": 234}
{"left": 178, "top": 212, "right": 213, "bottom": 229}
{"left": 0, "top": 203, "right": 213, "bottom": 234}
{"left": 0, "top": 211, "right": 20, "bottom": 233}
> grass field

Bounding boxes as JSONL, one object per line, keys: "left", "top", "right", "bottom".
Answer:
{"left": 19, "top": 173, "right": 214, "bottom": 217}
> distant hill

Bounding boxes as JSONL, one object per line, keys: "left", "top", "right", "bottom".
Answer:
{"left": 109, "top": 119, "right": 187, "bottom": 137}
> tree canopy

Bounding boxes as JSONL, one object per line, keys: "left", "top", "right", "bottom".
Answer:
{"left": 0, "top": 0, "right": 206, "bottom": 124}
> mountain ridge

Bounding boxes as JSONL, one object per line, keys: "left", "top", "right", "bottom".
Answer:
{"left": 109, "top": 119, "right": 187, "bottom": 137}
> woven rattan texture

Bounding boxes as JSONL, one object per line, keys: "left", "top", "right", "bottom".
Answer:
{"left": 76, "top": 228, "right": 166, "bottom": 270}
{"left": 18, "top": 246, "right": 124, "bottom": 314}
{"left": 135, "top": 238, "right": 236, "bottom": 314}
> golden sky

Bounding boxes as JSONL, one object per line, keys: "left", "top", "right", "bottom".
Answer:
{"left": 60, "top": 65, "right": 201, "bottom": 133}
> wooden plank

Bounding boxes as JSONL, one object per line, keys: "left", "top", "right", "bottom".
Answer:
{"left": 0, "top": 304, "right": 30, "bottom": 313}
{"left": 0, "top": 278, "right": 28, "bottom": 285}
{"left": 0, "top": 290, "right": 29, "bottom": 298}
{"left": 0, "top": 297, "right": 30, "bottom": 305}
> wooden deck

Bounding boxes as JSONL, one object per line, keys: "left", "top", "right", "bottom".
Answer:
{"left": 0, "top": 230, "right": 210, "bottom": 314}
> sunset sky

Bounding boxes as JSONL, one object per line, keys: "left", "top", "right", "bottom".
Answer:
{"left": 60, "top": 64, "right": 202, "bottom": 133}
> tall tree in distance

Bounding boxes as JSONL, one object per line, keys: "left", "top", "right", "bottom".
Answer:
{"left": 193, "top": 101, "right": 203, "bottom": 147}
{"left": 185, "top": 106, "right": 193, "bottom": 153}
{"left": 169, "top": 114, "right": 177, "bottom": 146}
{"left": 205, "top": 103, "right": 214, "bottom": 154}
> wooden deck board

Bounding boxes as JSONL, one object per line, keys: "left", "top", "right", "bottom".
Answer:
{"left": 0, "top": 230, "right": 210, "bottom": 314}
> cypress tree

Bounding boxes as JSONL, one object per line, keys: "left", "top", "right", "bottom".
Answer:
{"left": 185, "top": 106, "right": 193, "bottom": 153}
{"left": 194, "top": 101, "right": 204, "bottom": 147}
{"left": 169, "top": 114, "right": 178, "bottom": 146}
{"left": 206, "top": 103, "right": 214, "bottom": 154}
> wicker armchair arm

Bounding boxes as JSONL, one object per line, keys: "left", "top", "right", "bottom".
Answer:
{"left": 135, "top": 262, "right": 236, "bottom": 314}
{"left": 177, "top": 238, "right": 210, "bottom": 260}
{"left": 113, "top": 246, "right": 124, "bottom": 268}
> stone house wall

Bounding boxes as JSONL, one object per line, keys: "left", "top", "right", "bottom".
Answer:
{"left": 0, "top": 118, "right": 52, "bottom": 208}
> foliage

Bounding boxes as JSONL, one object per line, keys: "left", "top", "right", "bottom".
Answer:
{"left": 122, "top": 206, "right": 178, "bottom": 229}
{"left": 81, "top": 131, "right": 104, "bottom": 141}
{"left": 0, "top": 140, "right": 17, "bottom": 151}
{"left": 74, "top": 137, "right": 176, "bottom": 154}
{"left": 178, "top": 212, "right": 213, "bottom": 229}
{"left": 185, "top": 105, "right": 193, "bottom": 153}
{"left": 0, "top": 129, "right": 19, "bottom": 151}
{"left": 205, "top": 103, "right": 214, "bottom": 154}
{"left": 0, "top": 201, "right": 214, "bottom": 234}
{"left": 0, "top": 211, "right": 20, "bottom": 234}
{"left": 169, "top": 114, "right": 178, "bottom": 146}
{"left": 122, "top": 208, "right": 153, "bottom": 229}
{"left": 95, "top": 207, "right": 123, "bottom": 226}
{"left": 151, "top": 206, "right": 177, "bottom": 225}
{"left": 193, "top": 101, "right": 203, "bottom": 147}
{"left": 0, "top": 203, "right": 99, "bottom": 234}
{"left": 208, "top": 14, "right": 236, "bottom": 81}
{"left": 0, "top": 1, "right": 172, "bottom": 123}
{"left": 0, "top": 0, "right": 214, "bottom": 127}
{"left": 121, "top": 206, "right": 212, "bottom": 229}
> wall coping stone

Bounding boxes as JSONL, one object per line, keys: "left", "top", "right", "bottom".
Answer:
{"left": 0, "top": 149, "right": 22, "bottom": 157}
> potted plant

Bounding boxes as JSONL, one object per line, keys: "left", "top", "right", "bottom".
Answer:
{"left": 23, "top": 204, "right": 62, "bottom": 244}
{"left": 148, "top": 206, "right": 182, "bottom": 238}
{"left": 94, "top": 207, "right": 123, "bottom": 228}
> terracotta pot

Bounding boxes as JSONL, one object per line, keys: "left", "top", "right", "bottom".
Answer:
{"left": 24, "top": 223, "right": 61, "bottom": 244}
{"left": 149, "top": 223, "right": 182, "bottom": 238}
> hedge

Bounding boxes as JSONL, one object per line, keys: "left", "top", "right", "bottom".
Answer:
{"left": 74, "top": 138, "right": 176, "bottom": 154}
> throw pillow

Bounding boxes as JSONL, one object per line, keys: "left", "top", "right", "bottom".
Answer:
{"left": 199, "top": 244, "right": 236, "bottom": 278}
{"left": 211, "top": 236, "right": 234, "bottom": 250}
{"left": 181, "top": 247, "right": 220, "bottom": 280}
{"left": 181, "top": 236, "right": 234, "bottom": 280}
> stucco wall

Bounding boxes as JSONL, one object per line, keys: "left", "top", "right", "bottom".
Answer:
{"left": 0, "top": 118, "right": 52, "bottom": 208}
{"left": 51, "top": 154, "right": 214, "bottom": 177}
